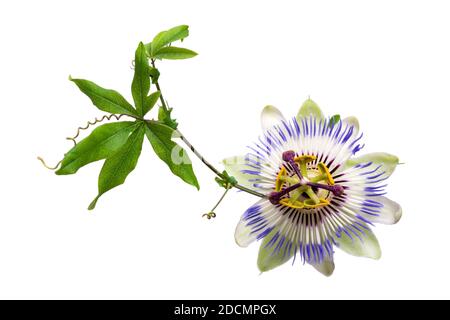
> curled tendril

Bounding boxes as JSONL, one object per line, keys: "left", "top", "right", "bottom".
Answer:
{"left": 66, "top": 114, "right": 124, "bottom": 146}
{"left": 37, "top": 157, "right": 62, "bottom": 170}
{"left": 38, "top": 114, "right": 125, "bottom": 171}
{"left": 202, "top": 212, "right": 216, "bottom": 219}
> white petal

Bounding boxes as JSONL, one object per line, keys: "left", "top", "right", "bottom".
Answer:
{"left": 336, "top": 229, "right": 381, "bottom": 260}
{"left": 235, "top": 218, "right": 256, "bottom": 247}
{"left": 365, "top": 196, "right": 402, "bottom": 225}
{"left": 342, "top": 116, "right": 360, "bottom": 137}
{"left": 222, "top": 155, "right": 258, "bottom": 190}
{"left": 235, "top": 199, "right": 271, "bottom": 247}
{"left": 261, "top": 105, "right": 286, "bottom": 132}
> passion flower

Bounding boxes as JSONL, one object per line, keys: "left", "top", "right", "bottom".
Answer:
{"left": 224, "top": 100, "right": 402, "bottom": 276}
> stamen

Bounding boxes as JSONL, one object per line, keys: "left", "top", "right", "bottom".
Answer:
{"left": 271, "top": 152, "right": 344, "bottom": 208}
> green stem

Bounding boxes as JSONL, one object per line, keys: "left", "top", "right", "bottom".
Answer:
{"left": 211, "top": 186, "right": 230, "bottom": 212}
{"left": 150, "top": 59, "right": 168, "bottom": 113}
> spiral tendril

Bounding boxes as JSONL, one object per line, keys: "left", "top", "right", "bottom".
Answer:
{"left": 66, "top": 114, "right": 124, "bottom": 146}
{"left": 38, "top": 114, "right": 125, "bottom": 170}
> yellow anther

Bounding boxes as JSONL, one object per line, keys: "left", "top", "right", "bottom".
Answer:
{"left": 317, "top": 162, "right": 335, "bottom": 185}
{"left": 275, "top": 167, "right": 287, "bottom": 191}
{"left": 295, "top": 155, "right": 317, "bottom": 176}
{"left": 295, "top": 155, "right": 317, "bottom": 163}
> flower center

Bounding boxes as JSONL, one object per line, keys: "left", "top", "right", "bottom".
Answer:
{"left": 269, "top": 150, "right": 344, "bottom": 209}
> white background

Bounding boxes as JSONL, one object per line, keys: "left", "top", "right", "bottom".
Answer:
{"left": 0, "top": 0, "right": 449, "bottom": 299}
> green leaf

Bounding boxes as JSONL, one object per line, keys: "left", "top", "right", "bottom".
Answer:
{"left": 153, "top": 47, "right": 198, "bottom": 60}
{"left": 143, "top": 91, "right": 161, "bottom": 116}
{"left": 145, "top": 121, "right": 199, "bottom": 189}
{"left": 148, "top": 25, "right": 189, "bottom": 57}
{"left": 148, "top": 67, "right": 160, "bottom": 84}
{"left": 131, "top": 42, "right": 150, "bottom": 116}
{"left": 144, "top": 42, "right": 152, "bottom": 56}
{"left": 158, "top": 106, "right": 178, "bottom": 129}
{"left": 88, "top": 124, "right": 145, "bottom": 210}
{"left": 70, "top": 78, "right": 137, "bottom": 116}
{"left": 329, "top": 114, "right": 341, "bottom": 128}
{"left": 56, "top": 121, "right": 138, "bottom": 175}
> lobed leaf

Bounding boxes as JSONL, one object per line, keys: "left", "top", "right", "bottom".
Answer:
{"left": 145, "top": 121, "right": 199, "bottom": 189}
{"left": 143, "top": 91, "right": 161, "bottom": 116}
{"left": 56, "top": 121, "right": 138, "bottom": 175}
{"left": 132, "top": 42, "right": 151, "bottom": 117}
{"left": 88, "top": 123, "right": 146, "bottom": 210}
{"left": 70, "top": 78, "right": 137, "bottom": 116}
